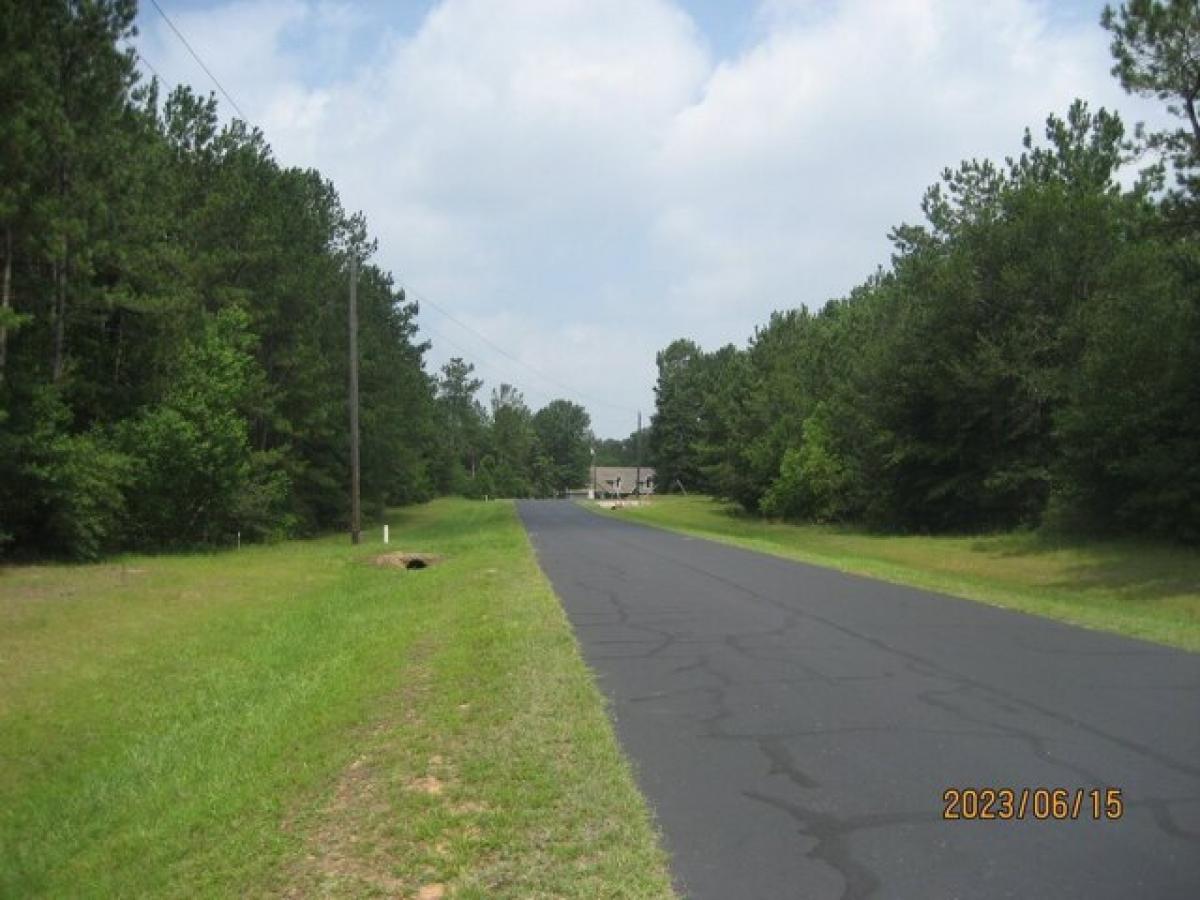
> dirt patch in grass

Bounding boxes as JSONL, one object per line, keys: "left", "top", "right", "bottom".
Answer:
{"left": 282, "top": 752, "right": 407, "bottom": 898}
{"left": 280, "top": 653, "right": 437, "bottom": 898}
{"left": 373, "top": 552, "right": 444, "bottom": 571}
{"left": 279, "top": 646, "right": 485, "bottom": 899}
{"left": 407, "top": 774, "right": 444, "bottom": 796}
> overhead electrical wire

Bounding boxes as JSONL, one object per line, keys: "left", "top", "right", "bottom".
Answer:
{"left": 126, "top": 43, "right": 172, "bottom": 93}
{"left": 418, "top": 320, "right": 558, "bottom": 408}
{"left": 405, "top": 282, "right": 638, "bottom": 415}
{"left": 147, "top": 0, "right": 249, "bottom": 121}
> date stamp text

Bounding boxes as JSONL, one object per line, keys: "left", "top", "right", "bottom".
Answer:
{"left": 942, "top": 787, "right": 1124, "bottom": 821}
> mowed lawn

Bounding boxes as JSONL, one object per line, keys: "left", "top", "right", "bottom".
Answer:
{"left": 596, "top": 496, "right": 1200, "bottom": 653}
{"left": 0, "top": 499, "right": 674, "bottom": 898}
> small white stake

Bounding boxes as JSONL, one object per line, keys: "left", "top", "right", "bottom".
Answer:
{"left": 383, "top": 524, "right": 389, "bottom": 544}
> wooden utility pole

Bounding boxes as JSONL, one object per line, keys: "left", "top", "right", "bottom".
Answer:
{"left": 348, "top": 254, "right": 361, "bottom": 544}
{"left": 635, "top": 410, "right": 642, "bottom": 497}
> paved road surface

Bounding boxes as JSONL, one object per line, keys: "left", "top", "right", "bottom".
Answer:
{"left": 517, "top": 500, "right": 1200, "bottom": 899}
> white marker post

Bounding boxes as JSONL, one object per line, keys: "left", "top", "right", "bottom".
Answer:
{"left": 383, "top": 524, "right": 390, "bottom": 545}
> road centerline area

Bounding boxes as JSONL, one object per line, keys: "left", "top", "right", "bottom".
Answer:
{"left": 517, "top": 500, "right": 1200, "bottom": 900}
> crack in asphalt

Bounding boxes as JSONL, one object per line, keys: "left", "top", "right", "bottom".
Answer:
{"left": 518, "top": 501, "right": 1200, "bottom": 899}
{"left": 742, "top": 789, "right": 947, "bottom": 900}
{"left": 586, "top": 517, "right": 1200, "bottom": 781}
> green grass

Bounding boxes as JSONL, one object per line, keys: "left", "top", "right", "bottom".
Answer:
{"left": 0, "top": 498, "right": 674, "bottom": 898}
{"left": 592, "top": 495, "right": 1200, "bottom": 653}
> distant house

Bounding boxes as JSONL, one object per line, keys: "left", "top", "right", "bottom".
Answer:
{"left": 586, "top": 466, "right": 655, "bottom": 498}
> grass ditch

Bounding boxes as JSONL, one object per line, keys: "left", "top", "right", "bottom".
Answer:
{"left": 590, "top": 495, "right": 1200, "bottom": 652}
{"left": 0, "top": 498, "right": 674, "bottom": 898}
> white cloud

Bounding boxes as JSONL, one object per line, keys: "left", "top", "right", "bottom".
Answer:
{"left": 138, "top": 0, "right": 1167, "bottom": 436}
{"left": 647, "top": 0, "right": 1147, "bottom": 335}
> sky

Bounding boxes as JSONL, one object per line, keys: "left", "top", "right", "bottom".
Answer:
{"left": 133, "top": 0, "right": 1166, "bottom": 438}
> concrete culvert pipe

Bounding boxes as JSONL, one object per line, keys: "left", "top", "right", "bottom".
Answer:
{"left": 372, "top": 552, "right": 442, "bottom": 570}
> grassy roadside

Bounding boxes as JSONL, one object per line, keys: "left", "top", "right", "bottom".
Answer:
{"left": 0, "top": 498, "right": 674, "bottom": 898}
{"left": 591, "top": 495, "right": 1200, "bottom": 653}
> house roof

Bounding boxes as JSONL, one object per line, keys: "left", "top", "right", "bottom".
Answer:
{"left": 588, "top": 466, "right": 656, "bottom": 492}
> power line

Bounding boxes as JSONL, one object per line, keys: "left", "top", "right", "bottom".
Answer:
{"left": 126, "top": 42, "right": 174, "bottom": 94}
{"left": 144, "top": 3, "right": 631, "bottom": 420}
{"left": 414, "top": 285, "right": 635, "bottom": 414}
{"left": 147, "top": 0, "right": 248, "bottom": 121}
{"left": 404, "top": 281, "right": 637, "bottom": 414}
{"left": 419, "top": 320, "right": 558, "bottom": 407}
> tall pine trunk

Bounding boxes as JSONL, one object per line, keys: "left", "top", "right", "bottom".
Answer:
{"left": 52, "top": 240, "right": 67, "bottom": 383}
{"left": 112, "top": 309, "right": 123, "bottom": 385}
{"left": 0, "top": 226, "right": 11, "bottom": 384}
{"left": 52, "top": 156, "right": 69, "bottom": 384}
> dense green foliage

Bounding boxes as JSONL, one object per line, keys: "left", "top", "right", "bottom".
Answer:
{"left": 1103, "top": 0, "right": 1200, "bottom": 199}
{"left": 433, "top": 367, "right": 593, "bottom": 499}
{"left": 593, "top": 430, "right": 643, "bottom": 467}
{"left": 0, "top": 2, "right": 591, "bottom": 558}
{"left": 533, "top": 399, "right": 594, "bottom": 494}
{"left": 0, "top": 0, "right": 432, "bottom": 557}
{"left": 649, "top": 3, "right": 1200, "bottom": 542}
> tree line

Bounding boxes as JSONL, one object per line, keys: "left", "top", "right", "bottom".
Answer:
{"left": 434, "top": 358, "right": 592, "bottom": 500}
{"left": 649, "top": 1, "right": 1200, "bottom": 543}
{"left": 0, "top": 1, "right": 592, "bottom": 559}
{"left": 593, "top": 431, "right": 643, "bottom": 466}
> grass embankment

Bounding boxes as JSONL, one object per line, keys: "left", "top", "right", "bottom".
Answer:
{"left": 595, "top": 495, "right": 1200, "bottom": 652}
{"left": 0, "top": 499, "right": 674, "bottom": 898}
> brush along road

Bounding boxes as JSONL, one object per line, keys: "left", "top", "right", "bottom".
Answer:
{"left": 517, "top": 500, "right": 1200, "bottom": 900}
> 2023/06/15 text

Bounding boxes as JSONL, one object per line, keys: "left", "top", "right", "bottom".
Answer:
{"left": 942, "top": 787, "right": 1124, "bottom": 821}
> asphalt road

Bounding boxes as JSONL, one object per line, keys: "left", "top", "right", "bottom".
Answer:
{"left": 516, "top": 500, "right": 1200, "bottom": 900}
